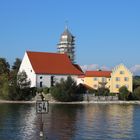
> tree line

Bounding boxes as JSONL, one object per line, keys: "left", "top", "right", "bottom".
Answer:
{"left": 0, "top": 57, "right": 140, "bottom": 101}
{"left": 0, "top": 57, "right": 36, "bottom": 100}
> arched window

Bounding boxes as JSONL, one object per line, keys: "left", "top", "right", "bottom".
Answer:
{"left": 51, "top": 76, "right": 55, "bottom": 86}
{"left": 40, "top": 82, "right": 43, "bottom": 87}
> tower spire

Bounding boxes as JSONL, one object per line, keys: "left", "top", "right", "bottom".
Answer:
{"left": 57, "top": 26, "right": 75, "bottom": 63}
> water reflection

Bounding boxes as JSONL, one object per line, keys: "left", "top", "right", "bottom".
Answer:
{"left": 0, "top": 104, "right": 38, "bottom": 140}
{"left": 44, "top": 104, "right": 81, "bottom": 140}
{"left": 46, "top": 104, "right": 135, "bottom": 140}
{"left": 0, "top": 103, "right": 139, "bottom": 140}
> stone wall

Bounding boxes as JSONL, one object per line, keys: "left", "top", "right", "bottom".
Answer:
{"left": 83, "top": 94, "right": 118, "bottom": 101}
{"left": 43, "top": 93, "right": 119, "bottom": 102}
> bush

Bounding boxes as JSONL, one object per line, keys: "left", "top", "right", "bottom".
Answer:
{"left": 88, "top": 88, "right": 97, "bottom": 94}
{"left": 119, "top": 86, "right": 129, "bottom": 100}
{"left": 9, "top": 86, "right": 36, "bottom": 101}
{"left": 37, "top": 88, "right": 43, "bottom": 93}
{"left": 51, "top": 76, "right": 82, "bottom": 102}
{"left": 133, "top": 86, "right": 140, "bottom": 100}
{"left": 43, "top": 87, "right": 50, "bottom": 94}
{"left": 109, "top": 92, "right": 117, "bottom": 96}
{"left": 96, "top": 87, "right": 110, "bottom": 96}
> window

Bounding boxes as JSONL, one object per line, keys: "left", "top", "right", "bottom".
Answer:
{"left": 40, "top": 76, "right": 42, "bottom": 79}
{"left": 51, "top": 76, "right": 55, "bottom": 86}
{"left": 116, "top": 77, "right": 120, "bottom": 81}
{"left": 116, "top": 84, "right": 120, "bottom": 88}
{"left": 30, "top": 70, "right": 32, "bottom": 72}
{"left": 120, "top": 71, "right": 124, "bottom": 74}
{"left": 102, "top": 77, "right": 106, "bottom": 82}
{"left": 93, "top": 77, "right": 98, "bottom": 81}
{"left": 40, "top": 82, "right": 42, "bottom": 88}
{"left": 124, "top": 77, "right": 129, "bottom": 81}
{"left": 125, "top": 85, "right": 129, "bottom": 88}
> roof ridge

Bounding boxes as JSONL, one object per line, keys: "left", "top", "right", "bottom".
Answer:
{"left": 86, "top": 70, "right": 112, "bottom": 72}
{"left": 26, "top": 51, "right": 67, "bottom": 56}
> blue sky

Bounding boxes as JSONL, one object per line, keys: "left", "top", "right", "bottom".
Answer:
{"left": 0, "top": 0, "right": 140, "bottom": 74}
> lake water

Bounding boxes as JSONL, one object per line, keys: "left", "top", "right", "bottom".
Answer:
{"left": 0, "top": 103, "right": 140, "bottom": 140}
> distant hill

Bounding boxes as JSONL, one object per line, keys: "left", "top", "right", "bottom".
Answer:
{"left": 133, "top": 76, "right": 140, "bottom": 89}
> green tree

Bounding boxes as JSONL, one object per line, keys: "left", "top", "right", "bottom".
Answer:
{"left": 12, "top": 58, "right": 21, "bottom": 72}
{"left": 133, "top": 76, "right": 140, "bottom": 90}
{"left": 0, "top": 58, "right": 10, "bottom": 75}
{"left": 133, "top": 86, "right": 140, "bottom": 100}
{"left": 0, "top": 58, "right": 10, "bottom": 99}
{"left": 97, "top": 87, "right": 110, "bottom": 96}
{"left": 9, "top": 71, "right": 36, "bottom": 100}
{"left": 17, "top": 71, "right": 31, "bottom": 89}
{"left": 119, "top": 86, "right": 129, "bottom": 100}
{"left": 0, "top": 74, "right": 10, "bottom": 99}
{"left": 51, "top": 76, "right": 81, "bottom": 102}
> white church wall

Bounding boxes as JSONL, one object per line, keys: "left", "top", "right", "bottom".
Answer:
{"left": 36, "top": 74, "right": 78, "bottom": 88}
{"left": 19, "top": 52, "right": 36, "bottom": 87}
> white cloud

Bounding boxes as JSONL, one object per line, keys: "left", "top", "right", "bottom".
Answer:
{"left": 81, "top": 64, "right": 111, "bottom": 72}
{"left": 81, "top": 64, "right": 98, "bottom": 71}
{"left": 100, "top": 65, "right": 111, "bottom": 71}
{"left": 130, "top": 65, "right": 140, "bottom": 75}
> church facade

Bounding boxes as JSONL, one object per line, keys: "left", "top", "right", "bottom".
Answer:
{"left": 19, "top": 51, "right": 83, "bottom": 88}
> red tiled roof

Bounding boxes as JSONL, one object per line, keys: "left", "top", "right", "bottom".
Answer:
{"left": 73, "top": 64, "right": 83, "bottom": 73}
{"left": 27, "top": 51, "right": 83, "bottom": 75}
{"left": 85, "top": 70, "right": 112, "bottom": 77}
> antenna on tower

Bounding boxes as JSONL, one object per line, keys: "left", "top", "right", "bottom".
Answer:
{"left": 65, "top": 20, "right": 68, "bottom": 29}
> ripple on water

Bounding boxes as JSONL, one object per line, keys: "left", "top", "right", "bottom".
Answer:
{"left": 0, "top": 104, "right": 140, "bottom": 140}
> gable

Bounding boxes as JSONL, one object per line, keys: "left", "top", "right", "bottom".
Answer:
{"left": 19, "top": 52, "right": 35, "bottom": 74}
{"left": 111, "top": 64, "right": 133, "bottom": 77}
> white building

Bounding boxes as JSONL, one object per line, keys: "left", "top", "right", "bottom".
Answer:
{"left": 19, "top": 51, "right": 83, "bottom": 88}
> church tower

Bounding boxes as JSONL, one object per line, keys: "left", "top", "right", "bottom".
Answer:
{"left": 57, "top": 27, "right": 75, "bottom": 63}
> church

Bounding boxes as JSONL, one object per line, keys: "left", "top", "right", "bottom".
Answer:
{"left": 19, "top": 27, "right": 133, "bottom": 93}
{"left": 19, "top": 28, "right": 84, "bottom": 88}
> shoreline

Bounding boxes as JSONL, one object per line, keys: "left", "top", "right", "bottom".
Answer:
{"left": 1, "top": 100, "right": 140, "bottom": 104}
